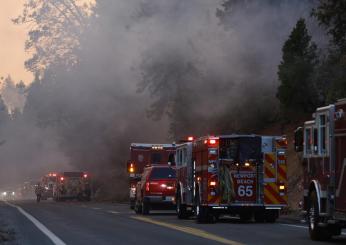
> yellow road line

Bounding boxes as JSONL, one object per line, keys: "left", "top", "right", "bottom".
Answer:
{"left": 131, "top": 216, "right": 244, "bottom": 245}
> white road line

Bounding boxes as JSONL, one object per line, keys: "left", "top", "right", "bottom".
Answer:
{"left": 108, "top": 211, "right": 120, "bottom": 214}
{"left": 5, "top": 202, "right": 66, "bottom": 245}
{"left": 281, "top": 224, "right": 346, "bottom": 235}
{"left": 280, "top": 224, "right": 307, "bottom": 229}
{"left": 92, "top": 207, "right": 101, "bottom": 210}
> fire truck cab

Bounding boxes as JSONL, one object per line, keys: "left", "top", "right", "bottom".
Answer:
{"left": 127, "top": 143, "right": 176, "bottom": 209}
{"left": 176, "top": 135, "right": 288, "bottom": 223}
{"left": 295, "top": 98, "right": 346, "bottom": 240}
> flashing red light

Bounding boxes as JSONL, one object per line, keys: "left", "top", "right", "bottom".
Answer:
{"left": 60, "top": 177, "right": 64, "bottom": 181}
{"left": 209, "top": 139, "right": 216, "bottom": 145}
{"left": 187, "top": 136, "right": 194, "bottom": 141}
{"left": 83, "top": 174, "right": 88, "bottom": 178}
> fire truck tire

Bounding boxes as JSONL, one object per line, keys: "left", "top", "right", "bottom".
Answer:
{"left": 134, "top": 200, "right": 142, "bottom": 214}
{"left": 239, "top": 212, "right": 253, "bottom": 222}
{"left": 308, "top": 191, "right": 332, "bottom": 241}
{"left": 176, "top": 194, "right": 189, "bottom": 219}
{"left": 264, "top": 210, "right": 277, "bottom": 223}
{"left": 195, "top": 191, "right": 215, "bottom": 223}
{"left": 142, "top": 201, "right": 150, "bottom": 215}
{"left": 254, "top": 211, "right": 265, "bottom": 223}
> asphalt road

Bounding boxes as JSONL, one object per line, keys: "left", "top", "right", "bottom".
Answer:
{"left": 0, "top": 200, "right": 345, "bottom": 245}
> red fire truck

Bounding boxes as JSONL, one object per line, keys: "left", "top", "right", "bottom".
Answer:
{"left": 175, "top": 135, "right": 288, "bottom": 223}
{"left": 41, "top": 172, "right": 58, "bottom": 200}
{"left": 53, "top": 172, "right": 91, "bottom": 201}
{"left": 127, "top": 143, "right": 176, "bottom": 209}
{"left": 294, "top": 98, "right": 346, "bottom": 240}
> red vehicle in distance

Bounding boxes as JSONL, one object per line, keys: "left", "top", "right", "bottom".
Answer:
{"left": 41, "top": 173, "right": 58, "bottom": 200}
{"left": 134, "top": 165, "right": 176, "bottom": 214}
{"left": 53, "top": 172, "right": 92, "bottom": 201}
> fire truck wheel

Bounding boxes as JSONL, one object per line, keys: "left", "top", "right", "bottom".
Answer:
{"left": 308, "top": 191, "right": 332, "bottom": 241}
{"left": 195, "top": 191, "right": 215, "bottom": 223}
{"left": 142, "top": 201, "right": 150, "bottom": 215}
{"left": 264, "top": 210, "right": 277, "bottom": 223}
{"left": 134, "top": 200, "right": 142, "bottom": 214}
{"left": 176, "top": 194, "right": 189, "bottom": 219}
{"left": 239, "top": 212, "right": 253, "bottom": 222}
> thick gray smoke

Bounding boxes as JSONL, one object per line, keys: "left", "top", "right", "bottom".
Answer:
{"left": 0, "top": 0, "right": 321, "bottom": 198}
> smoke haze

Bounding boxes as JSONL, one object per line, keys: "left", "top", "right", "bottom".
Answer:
{"left": 0, "top": 0, "right": 321, "bottom": 198}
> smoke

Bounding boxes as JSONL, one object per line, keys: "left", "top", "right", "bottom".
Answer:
{"left": 0, "top": 0, "right": 321, "bottom": 197}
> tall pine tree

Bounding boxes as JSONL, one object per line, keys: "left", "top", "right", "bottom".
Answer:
{"left": 312, "top": 0, "right": 346, "bottom": 101}
{"left": 277, "top": 18, "right": 318, "bottom": 115}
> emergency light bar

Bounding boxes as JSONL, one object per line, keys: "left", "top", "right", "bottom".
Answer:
{"left": 152, "top": 146, "right": 164, "bottom": 150}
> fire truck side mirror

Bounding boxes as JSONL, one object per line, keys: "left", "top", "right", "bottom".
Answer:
{"left": 294, "top": 127, "right": 303, "bottom": 152}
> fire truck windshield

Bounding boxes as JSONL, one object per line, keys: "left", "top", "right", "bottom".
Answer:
{"left": 219, "top": 137, "right": 261, "bottom": 162}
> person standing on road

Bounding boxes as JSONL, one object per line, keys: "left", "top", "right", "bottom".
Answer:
{"left": 35, "top": 183, "right": 44, "bottom": 203}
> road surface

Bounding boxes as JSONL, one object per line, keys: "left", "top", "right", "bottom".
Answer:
{"left": 0, "top": 200, "right": 345, "bottom": 245}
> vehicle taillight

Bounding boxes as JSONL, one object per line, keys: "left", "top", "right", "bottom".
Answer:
{"left": 187, "top": 136, "right": 194, "bottom": 141}
{"left": 208, "top": 175, "right": 218, "bottom": 188}
{"left": 145, "top": 182, "right": 150, "bottom": 192}
{"left": 209, "top": 180, "right": 217, "bottom": 187}
{"left": 83, "top": 174, "right": 88, "bottom": 178}
{"left": 60, "top": 177, "right": 64, "bottom": 181}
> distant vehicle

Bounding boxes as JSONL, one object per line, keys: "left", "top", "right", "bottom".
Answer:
{"left": 53, "top": 172, "right": 92, "bottom": 201}
{"left": 295, "top": 98, "right": 346, "bottom": 240}
{"left": 175, "top": 135, "right": 288, "bottom": 223}
{"left": 134, "top": 165, "right": 176, "bottom": 214}
{"left": 40, "top": 173, "right": 58, "bottom": 200}
{"left": 21, "top": 181, "right": 36, "bottom": 199}
{"left": 1, "top": 190, "right": 17, "bottom": 201}
{"left": 127, "top": 143, "right": 176, "bottom": 209}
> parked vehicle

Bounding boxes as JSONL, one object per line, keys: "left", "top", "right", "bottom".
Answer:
{"left": 127, "top": 143, "right": 176, "bottom": 208}
{"left": 53, "top": 172, "right": 91, "bottom": 201}
{"left": 134, "top": 165, "right": 176, "bottom": 214}
{"left": 175, "top": 135, "right": 288, "bottom": 223}
{"left": 40, "top": 173, "right": 58, "bottom": 200}
{"left": 294, "top": 98, "right": 346, "bottom": 240}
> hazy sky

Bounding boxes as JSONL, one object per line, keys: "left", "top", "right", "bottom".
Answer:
{"left": 1, "top": 1, "right": 33, "bottom": 84}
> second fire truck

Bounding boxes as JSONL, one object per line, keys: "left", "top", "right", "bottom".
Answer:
{"left": 175, "top": 135, "right": 288, "bottom": 223}
{"left": 127, "top": 143, "right": 176, "bottom": 208}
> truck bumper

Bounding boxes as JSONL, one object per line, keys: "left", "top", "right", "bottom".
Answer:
{"left": 143, "top": 196, "right": 175, "bottom": 209}
{"left": 205, "top": 204, "right": 286, "bottom": 215}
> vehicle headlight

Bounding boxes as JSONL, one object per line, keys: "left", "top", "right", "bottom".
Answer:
{"left": 12, "top": 192, "right": 15, "bottom": 196}
{"left": 2, "top": 192, "right": 7, "bottom": 196}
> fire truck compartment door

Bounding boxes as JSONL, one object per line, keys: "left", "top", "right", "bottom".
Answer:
{"left": 264, "top": 153, "right": 276, "bottom": 183}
